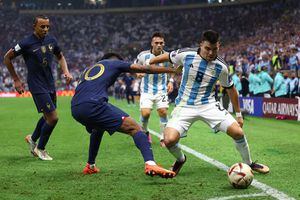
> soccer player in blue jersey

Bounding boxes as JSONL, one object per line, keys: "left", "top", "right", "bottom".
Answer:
{"left": 71, "top": 53, "right": 176, "bottom": 177}
{"left": 148, "top": 30, "right": 269, "bottom": 175}
{"left": 4, "top": 15, "right": 73, "bottom": 161}
{"left": 135, "top": 32, "right": 174, "bottom": 144}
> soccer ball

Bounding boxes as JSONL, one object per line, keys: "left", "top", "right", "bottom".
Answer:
{"left": 227, "top": 163, "right": 254, "bottom": 189}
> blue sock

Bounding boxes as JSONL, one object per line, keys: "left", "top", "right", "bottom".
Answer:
{"left": 133, "top": 131, "right": 154, "bottom": 162}
{"left": 88, "top": 130, "right": 104, "bottom": 165}
{"left": 31, "top": 117, "right": 45, "bottom": 142}
{"left": 37, "top": 122, "right": 56, "bottom": 150}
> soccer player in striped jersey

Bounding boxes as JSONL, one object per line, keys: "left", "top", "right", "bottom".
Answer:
{"left": 135, "top": 32, "right": 174, "bottom": 143}
{"left": 148, "top": 30, "right": 269, "bottom": 175}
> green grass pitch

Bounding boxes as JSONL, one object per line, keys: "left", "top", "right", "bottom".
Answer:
{"left": 0, "top": 97, "right": 299, "bottom": 200}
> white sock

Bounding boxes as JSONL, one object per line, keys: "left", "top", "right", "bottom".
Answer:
{"left": 159, "top": 117, "right": 168, "bottom": 133}
{"left": 140, "top": 116, "right": 149, "bottom": 131}
{"left": 168, "top": 143, "right": 185, "bottom": 162}
{"left": 145, "top": 160, "right": 156, "bottom": 166}
{"left": 234, "top": 135, "right": 252, "bottom": 165}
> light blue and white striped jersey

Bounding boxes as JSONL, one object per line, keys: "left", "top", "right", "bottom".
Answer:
{"left": 136, "top": 50, "right": 172, "bottom": 95}
{"left": 170, "top": 48, "right": 233, "bottom": 107}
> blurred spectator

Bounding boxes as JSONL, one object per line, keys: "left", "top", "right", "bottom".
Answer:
{"left": 288, "top": 46, "right": 299, "bottom": 73}
{"left": 284, "top": 72, "right": 291, "bottom": 96}
{"left": 289, "top": 72, "right": 299, "bottom": 98}
{"left": 257, "top": 66, "right": 273, "bottom": 97}
{"left": 232, "top": 71, "right": 242, "bottom": 95}
{"left": 248, "top": 69, "right": 261, "bottom": 96}
{"left": 0, "top": 0, "right": 299, "bottom": 98}
{"left": 273, "top": 69, "right": 288, "bottom": 98}
{"left": 240, "top": 73, "right": 249, "bottom": 97}
{"left": 271, "top": 50, "right": 282, "bottom": 73}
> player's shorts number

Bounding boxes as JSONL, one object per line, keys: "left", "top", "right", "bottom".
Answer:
{"left": 161, "top": 94, "right": 167, "bottom": 102}
{"left": 84, "top": 64, "right": 105, "bottom": 81}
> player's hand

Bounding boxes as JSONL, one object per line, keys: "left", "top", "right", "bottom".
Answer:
{"left": 136, "top": 73, "right": 145, "bottom": 78}
{"left": 63, "top": 72, "right": 73, "bottom": 85}
{"left": 236, "top": 117, "right": 244, "bottom": 128}
{"left": 14, "top": 79, "right": 25, "bottom": 94}
{"left": 167, "top": 82, "right": 174, "bottom": 94}
{"left": 175, "top": 65, "right": 183, "bottom": 74}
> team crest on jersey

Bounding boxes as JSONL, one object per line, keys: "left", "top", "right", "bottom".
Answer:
{"left": 41, "top": 46, "right": 47, "bottom": 54}
{"left": 48, "top": 44, "right": 53, "bottom": 52}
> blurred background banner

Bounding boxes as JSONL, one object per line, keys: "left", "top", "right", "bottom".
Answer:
{"left": 239, "top": 96, "right": 299, "bottom": 120}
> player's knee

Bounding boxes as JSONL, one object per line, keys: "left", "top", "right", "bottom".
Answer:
{"left": 142, "top": 112, "right": 151, "bottom": 119}
{"left": 163, "top": 134, "right": 179, "bottom": 147}
{"left": 158, "top": 109, "right": 167, "bottom": 117}
{"left": 227, "top": 125, "right": 244, "bottom": 140}
{"left": 48, "top": 117, "right": 58, "bottom": 126}
{"left": 121, "top": 118, "right": 142, "bottom": 136}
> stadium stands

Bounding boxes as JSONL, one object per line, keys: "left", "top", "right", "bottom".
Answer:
{"left": 0, "top": 0, "right": 299, "bottom": 96}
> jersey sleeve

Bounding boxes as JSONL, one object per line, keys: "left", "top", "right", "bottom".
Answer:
{"left": 116, "top": 60, "right": 132, "bottom": 72}
{"left": 219, "top": 65, "right": 234, "bottom": 88}
{"left": 135, "top": 53, "right": 144, "bottom": 65}
{"left": 169, "top": 49, "right": 192, "bottom": 66}
{"left": 169, "top": 49, "right": 184, "bottom": 65}
{"left": 52, "top": 37, "right": 62, "bottom": 56}
{"left": 12, "top": 39, "right": 26, "bottom": 57}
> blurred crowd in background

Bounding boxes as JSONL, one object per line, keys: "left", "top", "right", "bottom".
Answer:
{"left": 0, "top": 0, "right": 299, "bottom": 101}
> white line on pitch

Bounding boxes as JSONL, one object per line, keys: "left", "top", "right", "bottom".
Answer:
{"left": 149, "top": 129, "right": 295, "bottom": 200}
{"left": 207, "top": 192, "right": 267, "bottom": 200}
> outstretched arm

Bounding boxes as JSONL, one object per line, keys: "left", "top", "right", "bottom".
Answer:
{"left": 3, "top": 49, "right": 25, "bottom": 94}
{"left": 129, "top": 63, "right": 176, "bottom": 74}
{"left": 149, "top": 53, "right": 170, "bottom": 65}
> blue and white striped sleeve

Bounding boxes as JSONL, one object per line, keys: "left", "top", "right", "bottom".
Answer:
{"left": 169, "top": 49, "right": 184, "bottom": 66}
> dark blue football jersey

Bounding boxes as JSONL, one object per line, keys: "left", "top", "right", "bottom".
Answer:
{"left": 12, "top": 34, "right": 61, "bottom": 94}
{"left": 71, "top": 60, "right": 131, "bottom": 106}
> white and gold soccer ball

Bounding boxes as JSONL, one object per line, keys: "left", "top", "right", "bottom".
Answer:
{"left": 227, "top": 163, "right": 254, "bottom": 189}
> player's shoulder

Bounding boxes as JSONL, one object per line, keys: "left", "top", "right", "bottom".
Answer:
{"left": 215, "top": 56, "right": 229, "bottom": 69}
{"left": 177, "top": 47, "right": 198, "bottom": 54}
{"left": 45, "top": 35, "right": 58, "bottom": 43}
{"left": 137, "top": 50, "right": 151, "bottom": 58}
{"left": 170, "top": 48, "right": 198, "bottom": 60}
{"left": 19, "top": 34, "right": 36, "bottom": 45}
{"left": 99, "top": 59, "right": 131, "bottom": 67}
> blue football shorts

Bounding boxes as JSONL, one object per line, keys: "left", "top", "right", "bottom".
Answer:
{"left": 71, "top": 101, "right": 129, "bottom": 135}
{"left": 32, "top": 92, "right": 57, "bottom": 113}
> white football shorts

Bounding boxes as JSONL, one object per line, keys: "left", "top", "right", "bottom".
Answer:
{"left": 166, "top": 102, "right": 236, "bottom": 136}
{"left": 139, "top": 92, "right": 169, "bottom": 109}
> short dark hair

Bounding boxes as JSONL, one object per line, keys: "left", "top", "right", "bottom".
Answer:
{"left": 100, "top": 52, "right": 123, "bottom": 61}
{"left": 151, "top": 32, "right": 165, "bottom": 40}
{"left": 33, "top": 15, "right": 49, "bottom": 26}
{"left": 201, "top": 30, "right": 220, "bottom": 44}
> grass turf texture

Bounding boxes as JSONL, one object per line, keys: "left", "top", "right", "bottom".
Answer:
{"left": 0, "top": 97, "right": 299, "bottom": 200}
